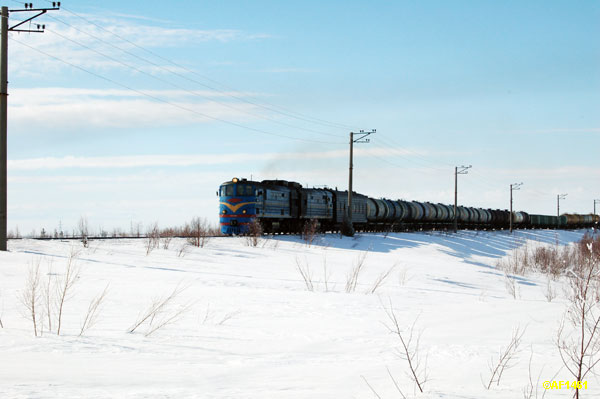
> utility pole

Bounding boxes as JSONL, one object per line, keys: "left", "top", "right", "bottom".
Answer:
{"left": 0, "top": 2, "right": 60, "bottom": 251}
{"left": 594, "top": 199, "right": 600, "bottom": 225}
{"left": 346, "top": 129, "right": 375, "bottom": 236}
{"left": 453, "top": 165, "right": 471, "bottom": 233}
{"left": 557, "top": 193, "right": 567, "bottom": 228}
{"left": 509, "top": 182, "right": 523, "bottom": 233}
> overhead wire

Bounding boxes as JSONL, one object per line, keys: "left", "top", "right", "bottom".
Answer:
{"left": 41, "top": 0, "right": 358, "bottom": 132}
{"left": 13, "top": 1, "right": 486, "bottom": 174}
{"left": 42, "top": 3, "right": 496, "bottom": 173}
{"left": 42, "top": 24, "right": 344, "bottom": 139}
{"left": 9, "top": 36, "right": 344, "bottom": 145}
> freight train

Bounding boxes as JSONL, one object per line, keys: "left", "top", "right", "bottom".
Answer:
{"left": 218, "top": 177, "right": 599, "bottom": 235}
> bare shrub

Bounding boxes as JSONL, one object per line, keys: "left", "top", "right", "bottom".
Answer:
{"left": 556, "top": 240, "right": 600, "bottom": 399}
{"left": 161, "top": 228, "right": 175, "bottom": 250}
{"left": 130, "top": 221, "right": 143, "bottom": 238}
{"left": 78, "top": 216, "right": 89, "bottom": 248}
{"left": 79, "top": 284, "right": 109, "bottom": 336}
{"left": 543, "top": 277, "right": 557, "bottom": 302}
{"left": 200, "top": 302, "right": 212, "bottom": 324}
{"left": 295, "top": 257, "right": 314, "bottom": 292}
{"left": 8, "top": 225, "right": 20, "bottom": 239}
{"left": 499, "top": 248, "right": 528, "bottom": 276}
{"left": 382, "top": 300, "right": 428, "bottom": 393}
{"left": 269, "top": 236, "right": 280, "bottom": 251}
{"left": 361, "top": 366, "right": 408, "bottom": 399}
{"left": 199, "top": 304, "right": 240, "bottom": 326}
{"left": 20, "top": 260, "right": 42, "bottom": 336}
{"left": 504, "top": 273, "right": 520, "bottom": 299}
{"left": 145, "top": 222, "right": 160, "bottom": 255}
{"left": 398, "top": 265, "right": 409, "bottom": 286}
{"left": 368, "top": 265, "right": 396, "bottom": 294}
{"left": 484, "top": 326, "right": 525, "bottom": 389}
{"left": 578, "top": 232, "right": 600, "bottom": 259}
{"left": 361, "top": 375, "right": 385, "bottom": 399}
{"left": 522, "top": 349, "right": 539, "bottom": 399}
{"left": 128, "top": 283, "right": 193, "bottom": 336}
{"left": 533, "top": 245, "right": 573, "bottom": 278}
{"left": 216, "top": 310, "right": 240, "bottom": 326}
{"left": 532, "top": 246, "right": 556, "bottom": 275}
{"left": 56, "top": 249, "right": 81, "bottom": 335}
{"left": 498, "top": 243, "right": 575, "bottom": 279}
{"left": 322, "top": 255, "right": 330, "bottom": 292}
{"left": 186, "top": 217, "right": 211, "bottom": 248}
{"left": 345, "top": 250, "right": 368, "bottom": 293}
{"left": 43, "top": 262, "right": 54, "bottom": 333}
{"left": 302, "top": 219, "right": 319, "bottom": 247}
{"left": 177, "top": 243, "right": 189, "bottom": 258}
{"left": 245, "top": 219, "right": 262, "bottom": 247}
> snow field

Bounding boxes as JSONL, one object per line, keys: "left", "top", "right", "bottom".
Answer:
{"left": 0, "top": 229, "right": 597, "bottom": 398}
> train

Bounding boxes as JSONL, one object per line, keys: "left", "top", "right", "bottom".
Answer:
{"left": 218, "top": 177, "right": 599, "bottom": 235}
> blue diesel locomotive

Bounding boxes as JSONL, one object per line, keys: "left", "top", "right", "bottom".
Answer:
{"left": 218, "top": 177, "right": 599, "bottom": 235}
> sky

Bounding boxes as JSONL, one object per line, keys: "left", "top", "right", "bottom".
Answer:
{"left": 3, "top": 0, "right": 600, "bottom": 235}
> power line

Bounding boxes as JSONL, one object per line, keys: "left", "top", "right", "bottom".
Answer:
{"left": 28, "top": 7, "right": 494, "bottom": 172}
{"left": 43, "top": 25, "right": 344, "bottom": 139}
{"left": 27, "top": 3, "right": 529, "bottom": 187}
{"left": 41, "top": 1, "right": 357, "bottom": 132}
{"left": 9, "top": 36, "right": 344, "bottom": 145}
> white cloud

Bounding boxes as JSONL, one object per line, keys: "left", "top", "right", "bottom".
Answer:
{"left": 8, "top": 87, "right": 263, "bottom": 130}
{"left": 11, "top": 88, "right": 260, "bottom": 102}
{"left": 8, "top": 148, "right": 432, "bottom": 170}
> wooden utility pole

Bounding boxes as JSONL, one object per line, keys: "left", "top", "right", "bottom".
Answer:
{"left": 0, "top": 7, "right": 7, "bottom": 251}
{"left": 346, "top": 129, "right": 375, "bottom": 236}
{"left": 509, "top": 182, "right": 522, "bottom": 233}
{"left": 0, "top": 3, "right": 60, "bottom": 250}
{"left": 453, "top": 165, "right": 471, "bottom": 233}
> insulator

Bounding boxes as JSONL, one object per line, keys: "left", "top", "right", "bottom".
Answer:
{"left": 57, "top": 2, "right": 61, "bottom": 6}
{"left": 42, "top": 24, "right": 45, "bottom": 29}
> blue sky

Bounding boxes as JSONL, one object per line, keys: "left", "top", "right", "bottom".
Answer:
{"left": 5, "top": 0, "right": 600, "bottom": 234}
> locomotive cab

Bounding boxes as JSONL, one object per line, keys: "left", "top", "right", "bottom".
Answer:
{"left": 219, "top": 178, "right": 257, "bottom": 235}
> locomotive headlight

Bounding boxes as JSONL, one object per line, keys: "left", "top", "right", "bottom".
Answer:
{"left": 242, "top": 209, "right": 247, "bottom": 214}
{"left": 222, "top": 210, "right": 226, "bottom": 214}
{"left": 232, "top": 178, "right": 238, "bottom": 183}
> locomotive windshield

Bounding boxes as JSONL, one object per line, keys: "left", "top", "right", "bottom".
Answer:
{"left": 219, "top": 185, "right": 235, "bottom": 196}
{"left": 238, "top": 184, "right": 254, "bottom": 196}
{"left": 219, "top": 184, "right": 254, "bottom": 196}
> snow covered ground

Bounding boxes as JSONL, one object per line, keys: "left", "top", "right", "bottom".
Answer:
{"left": 0, "top": 229, "right": 597, "bottom": 398}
